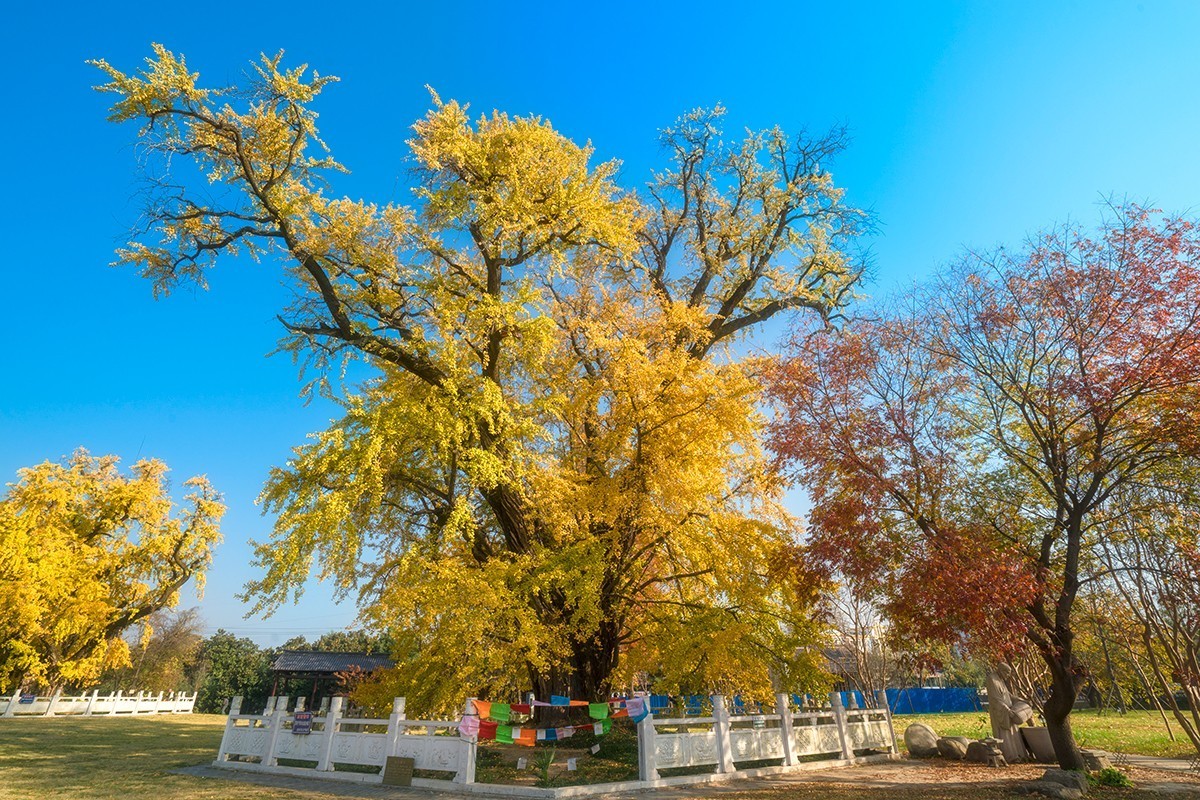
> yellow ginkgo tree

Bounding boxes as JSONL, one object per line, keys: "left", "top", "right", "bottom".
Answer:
{"left": 92, "top": 45, "right": 865, "bottom": 709}
{"left": 0, "top": 451, "right": 223, "bottom": 691}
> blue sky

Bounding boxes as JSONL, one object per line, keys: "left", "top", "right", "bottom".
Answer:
{"left": 2, "top": 1, "right": 1198, "bottom": 645}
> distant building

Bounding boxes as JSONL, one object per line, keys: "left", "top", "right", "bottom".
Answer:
{"left": 270, "top": 650, "right": 395, "bottom": 704}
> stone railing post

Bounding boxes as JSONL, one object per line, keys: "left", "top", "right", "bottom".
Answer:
{"left": 263, "top": 697, "right": 289, "bottom": 767}
{"left": 295, "top": 696, "right": 306, "bottom": 713}
{"left": 84, "top": 689, "right": 99, "bottom": 716}
{"left": 318, "top": 696, "right": 330, "bottom": 714}
{"left": 317, "top": 696, "right": 344, "bottom": 772}
{"left": 4, "top": 687, "right": 19, "bottom": 717}
{"left": 216, "top": 696, "right": 242, "bottom": 763}
{"left": 264, "top": 695, "right": 277, "bottom": 716}
{"left": 830, "top": 691, "right": 853, "bottom": 761}
{"left": 637, "top": 705, "right": 659, "bottom": 782}
{"left": 132, "top": 690, "right": 144, "bottom": 715}
{"left": 776, "top": 692, "right": 797, "bottom": 766}
{"left": 386, "top": 697, "right": 406, "bottom": 761}
{"left": 44, "top": 688, "right": 62, "bottom": 717}
{"left": 875, "top": 689, "right": 898, "bottom": 755}
{"left": 711, "top": 694, "right": 735, "bottom": 774}
{"left": 454, "top": 697, "right": 476, "bottom": 784}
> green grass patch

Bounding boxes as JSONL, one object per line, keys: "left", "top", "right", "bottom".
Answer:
{"left": 0, "top": 714, "right": 345, "bottom": 799}
{"left": 474, "top": 722, "right": 640, "bottom": 787}
{"left": 892, "top": 709, "right": 1199, "bottom": 759}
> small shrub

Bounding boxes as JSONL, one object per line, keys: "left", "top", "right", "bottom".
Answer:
{"left": 1091, "top": 767, "right": 1133, "bottom": 788}
{"left": 533, "top": 747, "right": 557, "bottom": 787}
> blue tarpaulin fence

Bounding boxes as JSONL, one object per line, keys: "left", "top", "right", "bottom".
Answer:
{"left": 885, "top": 687, "right": 982, "bottom": 713}
{"left": 636, "top": 687, "right": 981, "bottom": 715}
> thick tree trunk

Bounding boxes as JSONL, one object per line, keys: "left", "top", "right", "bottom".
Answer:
{"left": 526, "top": 611, "right": 623, "bottom": 716}
{"left": 567, "top": 618, "right": 622, "bottom": 701}
{"left": 1042, "top": 653, "right": 1085, "bottom": 770}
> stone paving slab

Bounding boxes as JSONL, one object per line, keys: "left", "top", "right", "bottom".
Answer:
{"left": 178, "top": 758, "right": 1200, "bottom": 799}
{"left": 176, "top": 765, "right": 485, "bottom": 799}
{"left": 176, "top": 761, "right": 1009, "bottom": 799}
{"left": 1104, "top": 752, "right": 1200, "bottom": 773}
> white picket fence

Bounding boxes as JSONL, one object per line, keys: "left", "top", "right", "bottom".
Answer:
{"left": 213, "top": 691, "right": 896, "bottom": 797}
{"left": 1, "top": 689, "right": 197, "bottom": 717}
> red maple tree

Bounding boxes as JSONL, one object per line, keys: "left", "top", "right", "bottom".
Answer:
{"left": 767, "top": 204, "right": 1200, "bottom": 769}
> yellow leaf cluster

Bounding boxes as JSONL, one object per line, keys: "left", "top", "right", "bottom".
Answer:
{"left": 0, "top": 451, "right": 223, "bottom": 691}
{"left": 94, "top": 46, "right": 866, "bottom": 708}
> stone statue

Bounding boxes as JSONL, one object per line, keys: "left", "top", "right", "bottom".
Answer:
{"left": 986, "top": 663, "right": 1033, "bottom": 762}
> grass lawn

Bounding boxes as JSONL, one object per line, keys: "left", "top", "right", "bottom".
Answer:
{"left": 0, "top": 714, "right": 346, "bottom": 800}
{"left": 893, "top": 709, "right": 1199, "bottom": 759}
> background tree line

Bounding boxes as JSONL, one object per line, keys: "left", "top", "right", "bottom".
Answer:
{"left": 89, "top": 608, "right": 391, "bottom": 715}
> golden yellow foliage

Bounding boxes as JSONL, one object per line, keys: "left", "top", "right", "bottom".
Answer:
{"left": 94, "top": 46, "right": 865, "bottom": 711}
{"left": 0, "top": 451, "right": 223, "bottom": 691}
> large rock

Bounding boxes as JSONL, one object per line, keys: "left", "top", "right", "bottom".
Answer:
{"left": 1081, "top": 750, "right": 1112, "bottom": 771}
{"left": 1026, "top": 781, "right": 1083, "bottom": 799}
{"left": 937, "top": 736, "right": 969, "bottom": 760}
{"left": 1041, "top": 769, "right": 1089, "bottom": 794}
{"left": 904, "top": 723, "right": 940, "bottom": 757}
{"left": 965, "top": 740, "right": 993, "bottom": 763}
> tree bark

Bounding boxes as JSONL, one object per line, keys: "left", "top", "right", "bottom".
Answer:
{"left": 1042, "top": 653, "right": 1085, "bottom": 770}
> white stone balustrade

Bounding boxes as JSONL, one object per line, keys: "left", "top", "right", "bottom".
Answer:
{"left": 210, "top": 690, "right": 896, "bottom": 797}
{"left": 1, "top": 690, "right": 197, "bottom": 717}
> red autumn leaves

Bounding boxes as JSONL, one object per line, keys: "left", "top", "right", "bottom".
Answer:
{"left": 766, "top": 204, "right": 1200, "bottom": 660}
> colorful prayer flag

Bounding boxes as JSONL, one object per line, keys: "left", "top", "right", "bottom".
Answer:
{"left": 556, "top": 726, "right": 575, "bottom": 739}
{"left": 588, "top": 703, "right": 609, "bottom": 720}
{"left": 544, "top": 727, "right": 558, "bottom": 741}
{"left": 472, "top": 699, "right": 492, "bottom": 720}
{"left": 515, "top": 728, "right": 536, "bottom": 746}
{"left": 492, "top": 703, "right": 511, "bottom": 722}
{"left": 625, "top": 697, "right": 648, "bottom": 722}
{"left": 458, "top": 714, "right": 479, "bottom": 738}
{"left": 496, "top": 725, "right": 514, "bottom": 744}
{"left": 478, "top": 720, "right": 498, "bottom": 741}
{"left": 511, "top": 703, "right": 531, "bottom": 715}
{"left": 550, "top": 695, "right": 570, "bottom": 707}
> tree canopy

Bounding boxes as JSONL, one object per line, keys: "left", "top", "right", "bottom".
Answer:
{"left": 0, "top": 451, "right": 223, "bottom": 691}
{"left": 92, "top": 45, "right": 867, "bottom": 708}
